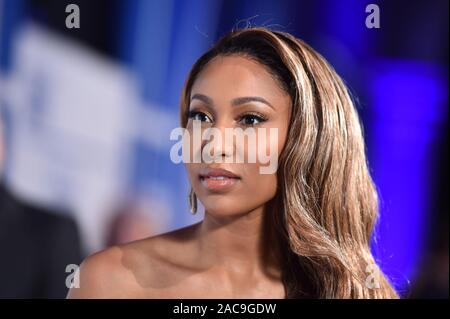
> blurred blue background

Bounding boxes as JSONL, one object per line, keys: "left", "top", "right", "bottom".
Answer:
{"left": 0, "top": 0, "right": 448, "bottom": 298}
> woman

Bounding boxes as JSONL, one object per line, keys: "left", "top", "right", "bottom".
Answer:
{"left": 68, "top": 27, "right": 398, "bottom": 299}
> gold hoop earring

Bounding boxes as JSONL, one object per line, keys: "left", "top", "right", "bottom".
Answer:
{"left": 189, "top": 187, "right": 197, "bottom": 215}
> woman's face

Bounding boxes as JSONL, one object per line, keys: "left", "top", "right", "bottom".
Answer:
{"left": 185, "top": 55, "right": 291, "bottom": 217}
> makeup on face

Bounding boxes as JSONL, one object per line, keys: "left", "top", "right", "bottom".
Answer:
{"left": 198, "top": 167, "right": 241, "bottom": 191}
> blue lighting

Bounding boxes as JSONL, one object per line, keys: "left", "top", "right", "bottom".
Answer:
{"left": 369, "top": 60, "right": 448, "bottom": 293}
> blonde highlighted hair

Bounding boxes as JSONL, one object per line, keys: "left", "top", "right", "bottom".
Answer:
{"left": 180, "top": 27, "right": 398, "bottom": 298}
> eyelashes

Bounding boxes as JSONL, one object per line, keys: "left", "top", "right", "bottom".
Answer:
{"left": 238, "top": 111, "right": 268, "bottom": 126}
{"left": 187, "top": 110, "right": 213, "bottom": 123}
{"left": 187, "top": 110, "right": 268, "bottom": 126}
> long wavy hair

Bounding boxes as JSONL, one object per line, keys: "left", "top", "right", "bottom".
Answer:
{"left": 179, "top": 27, "right": 398, "bottom": 298}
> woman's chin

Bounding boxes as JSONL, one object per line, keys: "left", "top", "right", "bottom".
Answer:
{"left": 201, "top": 203, "right": 261, "bottom": 219}
{"left": 202, "top": 206, "right": 242, "bottom": 217}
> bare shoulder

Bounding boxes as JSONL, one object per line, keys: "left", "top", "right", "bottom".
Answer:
{"left": 67, "top": 222, "right": 201, "bottom": 298}
{"left": 66, "top": 245, "right": 130, "bottom": 298}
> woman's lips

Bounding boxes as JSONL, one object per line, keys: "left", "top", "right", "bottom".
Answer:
{"left": 199, "top": 168, "right": 240, "bottom": 191}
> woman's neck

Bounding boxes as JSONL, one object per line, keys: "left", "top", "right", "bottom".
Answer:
{"left": 194, "top": 204, "right": 283, "bottom": 281}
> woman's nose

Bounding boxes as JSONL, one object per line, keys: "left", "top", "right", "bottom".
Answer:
{"left": 202, "top": 121, "right": 235, "bottom": 162}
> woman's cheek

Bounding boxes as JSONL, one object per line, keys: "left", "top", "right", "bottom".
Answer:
{"left": 244, "top": 164, "right": 278, "bottom": 202}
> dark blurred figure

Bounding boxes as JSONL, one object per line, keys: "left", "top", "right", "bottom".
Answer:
{"left": 410, "top": 130, "right": 449, "bottom": 299}
{"left": 0, "top": 120, "right": 83, "bottom": 298}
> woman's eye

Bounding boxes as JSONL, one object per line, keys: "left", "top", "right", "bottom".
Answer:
{"left": 188, "top": 111, "right": 212, "bottom": 123}
{"left": 239, "top": 114, "right": 267, "bottom": 126}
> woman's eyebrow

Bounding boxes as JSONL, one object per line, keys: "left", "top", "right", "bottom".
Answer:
{"left": 191, "top": 93, "right": 274, "bottom": 110}
{"left": 190, "top": 93, "right": 213, "bottom": 105}
{"left": 231, "top": 96, "right": 274, "bottom": 110}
